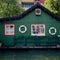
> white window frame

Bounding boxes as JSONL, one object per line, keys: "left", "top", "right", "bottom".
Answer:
{"left": 31, "top": 24, "right": 45, "bottom": 36}
{"left": 4, "top": 24, "right": 15, "bottom": 36}
{"left": 19, "top": 25, "right": 27, "bottom": 33}
{"left": 35, "top": 8, "right": 41, "bottom": 15}
{"left": 49, "top": 27, "right": 57, "bottom": 35}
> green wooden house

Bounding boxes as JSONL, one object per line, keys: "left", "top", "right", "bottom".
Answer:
{"left": 0, "top": 3, "right": 60, "bottom": 48}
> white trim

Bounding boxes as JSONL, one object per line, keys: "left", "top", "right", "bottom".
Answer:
{"left": 31, "top": 24, "right": 45, "bottom": 36}
{"left": 35, "top": 8, "right": 41, "bottom": 15}
{"left": 4, "top": 24, "right": 15, "bottom": 36}
{"left": 49, "top": 27, "right": 57, "bottom": 35}
{"left": 19, "top": 25, "right": 27, "bottom": 33}
{"left": 57, "top": 35, "right": 60, "bottom": 37}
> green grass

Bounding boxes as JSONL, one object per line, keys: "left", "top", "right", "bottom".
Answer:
{"left": 0, "top": 49, "right": 60, "bottom": 60}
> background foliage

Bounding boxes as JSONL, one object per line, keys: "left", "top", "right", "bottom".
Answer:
{"left": 0, "top": 0, "right": 24, "bottom": 18}
{"left": 44, "top": 0, "right": 60, "bottom": 16}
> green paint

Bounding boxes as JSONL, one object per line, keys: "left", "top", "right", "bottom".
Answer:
{"left": 0, "top": 10, "right": 60, "bottom": 46}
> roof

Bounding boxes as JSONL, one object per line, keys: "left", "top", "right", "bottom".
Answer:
{"left": 22, "top": 0, "right": 34, "bottom": 3}
{"left": 0, "top": 3, "right": 60, "bottom": 22}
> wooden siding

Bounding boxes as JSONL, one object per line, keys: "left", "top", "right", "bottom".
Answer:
{"left": 0, "top": 10, "right": 60, "bottom": 46}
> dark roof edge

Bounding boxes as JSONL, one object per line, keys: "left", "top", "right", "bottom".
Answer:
{"left": 38, "top": 4, "right": 60, "bottom": 21}
{"left": 0, "top": 3, "right": 60, "bottom": 22}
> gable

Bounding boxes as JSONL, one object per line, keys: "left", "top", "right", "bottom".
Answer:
{"left": 14, "top": 9, "right": 60, "bottom": 24}
{"left": 0, "top": 3, "right": 60, "bottom": 46}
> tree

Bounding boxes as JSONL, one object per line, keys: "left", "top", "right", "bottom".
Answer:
{"left": 0, "top": 0, "right": 24, "bottom": 18}
{"left": 44, "top": 0, "right": 60, "bottom": 16}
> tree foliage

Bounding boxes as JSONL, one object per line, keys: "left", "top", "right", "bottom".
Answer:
{"left": 44, "top": 0, "right": 60, "bottom": 16}
{"left": 0, "top": 0, "right": 24, "bottom": 18}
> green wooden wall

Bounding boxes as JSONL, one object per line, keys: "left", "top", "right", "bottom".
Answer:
{"left": 0, "top": 10, "right": 60, "bottom": 46}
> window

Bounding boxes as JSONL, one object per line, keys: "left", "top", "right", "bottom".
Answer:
{"left": 31, "top": 24, "right": 45, "bottom": 36}
{"left": 35, "top": 8, "right": 41, "bottom": 15}
{"left": 22, "top": 3, "right": 33, "bottom": 8}
{"left": 19, "top": 25, "right": 27, "bottom": 33}
{"left": 49, "top": 27, "right": 57, "bottom": 35}
{"left": 4, "top": 24, "right": 15, "bottom": 36}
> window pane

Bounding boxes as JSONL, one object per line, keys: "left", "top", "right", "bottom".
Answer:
{"left": 22, "top": 3, "right": 33, "bottom": 8}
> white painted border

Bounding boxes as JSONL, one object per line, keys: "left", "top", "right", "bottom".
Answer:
{"left": 19, "top": 25, "right": 27, "bottom": 33}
